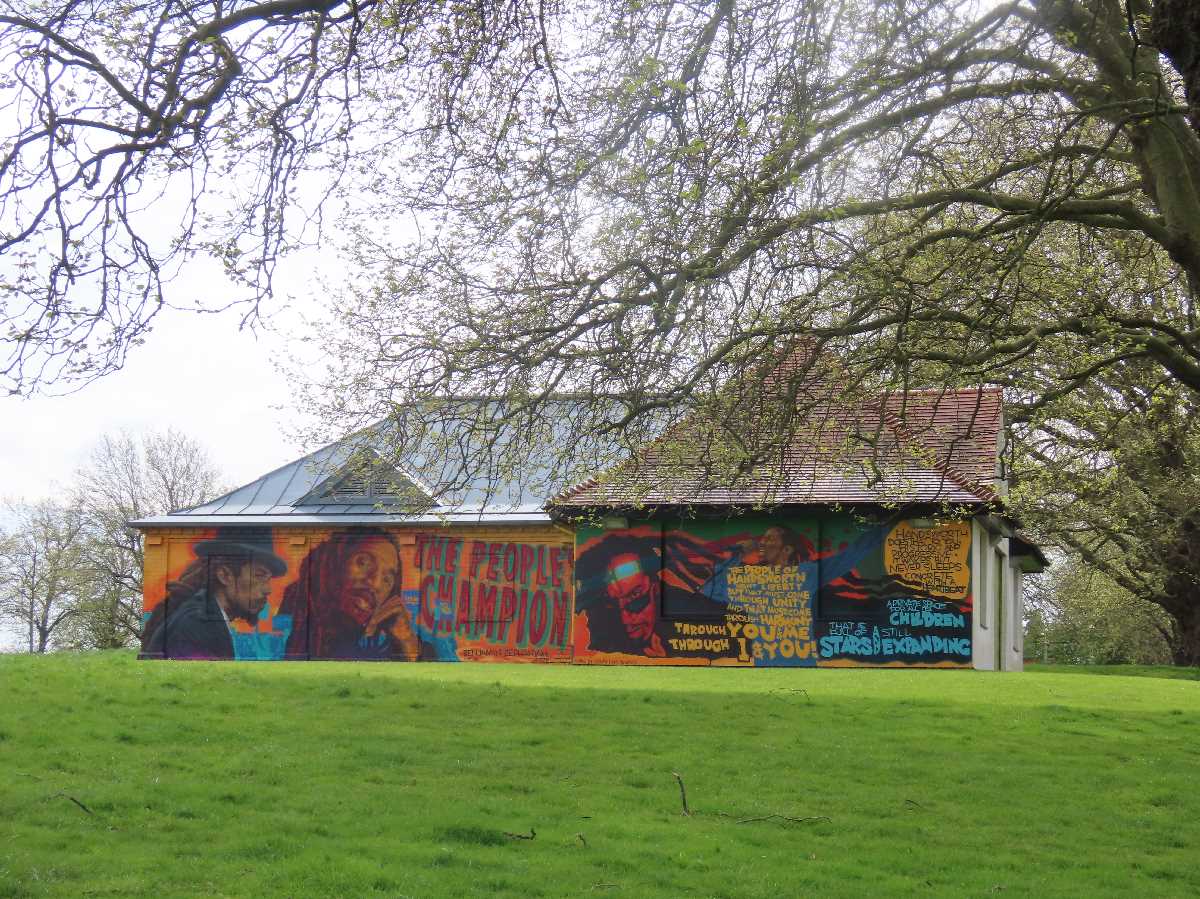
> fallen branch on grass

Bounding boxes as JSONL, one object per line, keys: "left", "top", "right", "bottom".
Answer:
{"left": 54, "top": 793, "right": 93, "bottom": 815}
{"left": 771, "top": 688, "right": 812, "bottom": 703}
{"left": 504, "top": 827, "right": 536, "bottom": 840}
{"left": 672, "top": 772, "right": 691, "bottom": 816}
{"left": 734, "top": 813, "right": 830, "bottom": 825}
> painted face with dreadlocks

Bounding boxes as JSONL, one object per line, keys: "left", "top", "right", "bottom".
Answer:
{"left": 336, "top": 536, "right": 400, "bottom": 626}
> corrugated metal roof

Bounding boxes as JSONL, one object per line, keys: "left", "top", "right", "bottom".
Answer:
{"left": 551, "top": 386, "right": 1004, "bottom": 510}
{"left": 129, "top": 508, "right": 553, "bottom": 527}
{"left": 129, "top": 411, "right": 566, "bottom": 528}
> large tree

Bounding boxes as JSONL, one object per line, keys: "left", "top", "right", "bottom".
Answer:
{"left": 0, "top": 499, "right": 89, "bottom": 652}
{"left": 3, "top": 1, "right": 1198, "bottom": 398}
{"left": 69, "top": 428, "right": 225, "bottom": 647}
{"left": 5, "top": 1, "right": 1200, "bottom": 656}
{"left": 288, "top": 2, "right": 1198, "bottom": 478}
{"left": 1009, "top": 357, "right": 1200, "bottom": 663}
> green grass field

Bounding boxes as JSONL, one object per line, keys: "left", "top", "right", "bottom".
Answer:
{"left": 1026, "top": 663, "right": 1200, "bottom": 681}
{"left": 1, "top": 653, "right": 1198, "bottom": 898}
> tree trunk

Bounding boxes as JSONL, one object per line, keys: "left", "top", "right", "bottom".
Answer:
{"left": 1165, "top": 594, "right": 1200, "bottom": 666}
{"left": 1160, "top": 554, "right": 1200, "bottom": 666}
{"left": 1153, "top": 0, "right": 1200, "bottom": 137}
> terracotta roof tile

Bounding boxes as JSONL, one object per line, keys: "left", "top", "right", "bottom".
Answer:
{"left": 551, "top": 386, "right": 1004, "bottom": 509}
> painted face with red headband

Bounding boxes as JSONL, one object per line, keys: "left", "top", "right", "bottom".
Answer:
{"left": 605, "top": 552, "right": 659, "bottom": 644}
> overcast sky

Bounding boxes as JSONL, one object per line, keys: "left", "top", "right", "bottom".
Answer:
{"left": 0, "top": 249, "right": 345, "bottom": 508}
{"left": 0, "top": 278, "right": 328, "bottom": 651}
{"left": 1, "top": 306, "right": 307, "bottom": 504}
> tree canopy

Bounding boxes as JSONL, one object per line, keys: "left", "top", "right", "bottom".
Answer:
{"left": 4, "top": 1, "right": 1200, "bottom": 658}
{"left": 0, "top": 0, "right": 554, "bottom": 393}
{"left": 3, "top": 1, "right": 1197, "bottom": 400}
{"left": 297, "top": 0, "right": 1200, "bottom": 435}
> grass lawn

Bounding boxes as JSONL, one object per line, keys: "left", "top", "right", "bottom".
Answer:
{"left": 1, "top": 653, "right": 1198, "bottom": 898}
{"left": 1026, "top": 663, "right": 1200, "bottom": 681}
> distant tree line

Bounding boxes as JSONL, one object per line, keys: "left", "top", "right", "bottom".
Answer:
{"left": 1024, "top": 560, "right": 1174, "bottom": 666}
{"left": 0, "top": 430, "right": 224, "bottom": 652}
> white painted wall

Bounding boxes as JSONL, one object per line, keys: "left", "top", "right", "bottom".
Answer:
{"left": 971, "top": 518, "right": 1024, "bottom": 671}
{"left": 971, "top": 519, "right": 996, "bottom": 670}
{"left": 1004, "top": 563, "right": 1026, "bottom": 672}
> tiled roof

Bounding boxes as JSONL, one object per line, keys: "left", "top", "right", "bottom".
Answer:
{"left": 551, "top": 385, "right": 1004, "bottom": 509}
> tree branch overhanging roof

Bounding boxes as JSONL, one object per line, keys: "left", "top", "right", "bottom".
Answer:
{"left": 550, "top": 351, "right": 1005, "bottom": 513}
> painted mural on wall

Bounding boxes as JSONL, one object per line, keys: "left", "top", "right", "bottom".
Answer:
{"left": 573, "top": 516, "right": 973, "bottom": 667}
{"left": 411, "top": 535, "right": 574, "bottom": 662}
{"left": 141, "top": 527, "right": 573, "bottom": 662}
{"left": 278, "top": 530, "right": 421, "bottom": 660}
{"left": 141, "top": 529, "right": 294, "bottom": 661}
{"left": 141, "top": 518, "right": 970, "bottom": 667}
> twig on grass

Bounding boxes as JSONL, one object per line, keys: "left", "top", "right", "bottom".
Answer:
{"left": 733, "top": 813, "right": 830, "bottom": 825}
{"left": 54, "top": 793, "right": 93, "bottom": 815}
{"left": 504, "top": 827, "right": 536, "bottom": 840}
{"left": 905, "top": 798, "right": 923, "bottom": 809}
{"left": 672, "top": 772, "right": 691, "bottom": 816}
{"left": 771, "top": 688, "right": 812, "bottom": 703}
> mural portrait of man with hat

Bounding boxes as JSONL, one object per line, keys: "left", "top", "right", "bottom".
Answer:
{"left": 142, "top": 528, "right": 289, "bottom": 660}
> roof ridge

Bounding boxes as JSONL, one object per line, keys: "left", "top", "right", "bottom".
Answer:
{"left": 888, "top": 385, "right": 1003, "bottom": 397}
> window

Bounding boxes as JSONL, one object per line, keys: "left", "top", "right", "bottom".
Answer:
{"left": 299, "top": 450, "right": 431, "bottom": 509}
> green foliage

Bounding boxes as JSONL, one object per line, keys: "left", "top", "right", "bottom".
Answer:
{"left": 1, "top": 653, "right": 1199, "bottom": 897}
{"left": 1008, "top": 352, "right": 1200, "bottom": 665}
{"left": 1026, "top": 562, "right": 1173, "bottom": 666}
{"left": 0, "top": 500, "right": 90, "bottom": 652}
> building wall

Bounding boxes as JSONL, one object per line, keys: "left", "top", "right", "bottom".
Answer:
{"left": 574, "top": 513, "right": 974, "bottom": 668}
{"left": 970, "top": 520, "right": 996, "bottom": 670}
{"left": 1005, "top": 564, "right": 1026, "bottom": 672}
{"left": 969, "top": 519, "right": 1024, "bottom": 672}
{"left": 141, "top": 512, "right": 979, "bottom": 668}
{"left": 140, "top": 524, "right": 574, "bottom": 662}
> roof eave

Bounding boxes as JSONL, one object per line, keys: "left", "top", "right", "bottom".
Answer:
{"left": 129, "top": 509, "right": 554, "bottom": 529}
{"left": 548, "top": 496, "right": 997, "bottom": 521}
